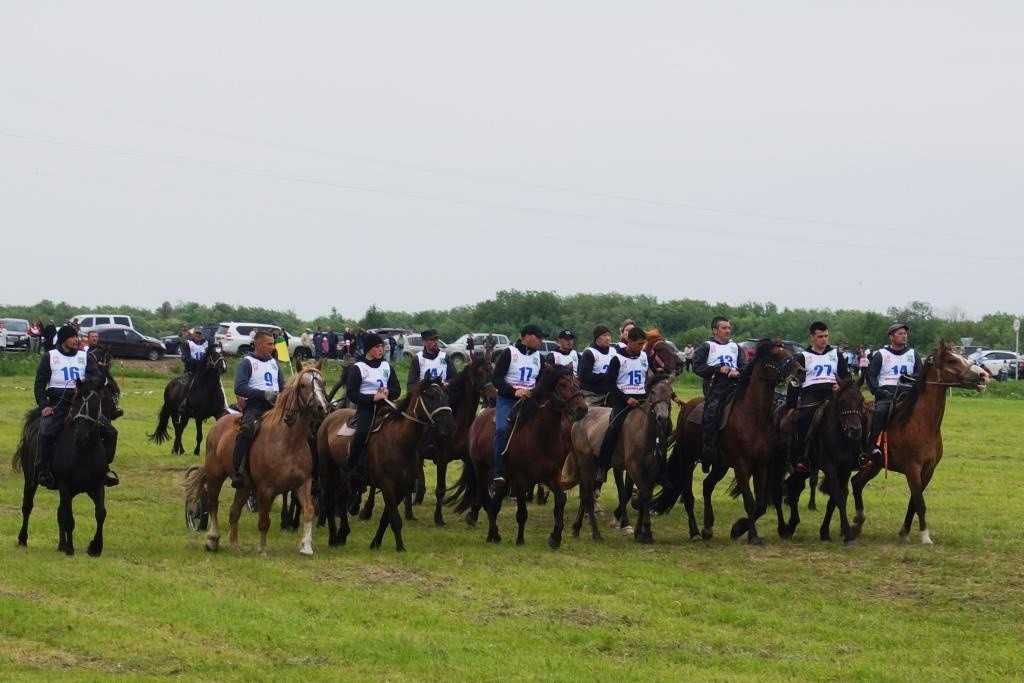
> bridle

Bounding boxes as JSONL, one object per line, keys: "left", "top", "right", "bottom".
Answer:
{"left": 282, "top": 369, "right": 327, "bottom": 426}
{"left": 71, "top": 388, "right": 103, "bottom": 427}
{"left": 540, "top": 367, "right": 584, "bottom": 414}
{"left": 925, "top": 350, "right": 983, "bottom": 388}
{"left": 756, "top": 344, "right": 796, "bottom": 383}
{"left": 394, "top": 382, "right": 453, "bottom": 426}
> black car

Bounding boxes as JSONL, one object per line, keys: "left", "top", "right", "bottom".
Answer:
{"left": 94, "top": 324, "right": 165, "bottom": 361}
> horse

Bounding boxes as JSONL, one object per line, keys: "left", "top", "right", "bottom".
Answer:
{"left": 356, "top": 356, "right": 496, "bottom": 526}
{"left": 317, "top": 378, "right": 456, "bottom": 551}
{"left": 452, "top": 363, "right": 588, "bottom": 548}
{"left": 150, "top": 343, "right": 228, "bottom": 455}
{"left": 184, "top": 360, "right": 328, "bottom": 555}
{"left": 12, "top": 377, "right": 110, "bottom": 555}
{"left": 772, "top": 377, "right": 866, "bottom": 543}
{"left": 851, "top": 340, "right": 987, "bottom": 544}
{"left": 652, "top": 339, "right": 796, "bottom": 545}
{"left": 563, "top": 372, "right": 674, "bottom": 542}
{"left": 644, "top": 329, "right": 682, "bottom": 375}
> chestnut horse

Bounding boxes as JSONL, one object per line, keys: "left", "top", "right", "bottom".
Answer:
{"left": 184, "top": 361, "right": 328, "bottom": 555}
{"left": 452, "top": 364, "right": 588, "bottom": 548}
{"left": 653, "top": 339, "right": 796, "bottom": 544}
{"left": 644, "top": 329, "right": 682, "bottom": 375}
{"left": 773, "top": 377, "right": 866, "bottom": 543}
{"left": 317, "top": 378, "right": 455, "bottom": 551}
{"left": 852, "top": 340, "right": 987, "bottom": 544}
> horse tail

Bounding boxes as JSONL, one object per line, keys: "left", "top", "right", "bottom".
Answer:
{"left": 650, "top": 436, "right": 685, "bottom": 515}
{"left": 444, "top": 457, "right": 475, "bottom": 513}
{"left": 11, "top": 408, "right": 42, "bottom": 473}
{"left": 727, "top": 476, "right": 742, "bottom": 499}
{"left": 149, "top": 399, "right": 175, "bottom": 444}
{"left": 183, "top": 465, "right": 207, "bottom": 511}
{"left": 559, "top": 451, "right": 580, "bottom": 490}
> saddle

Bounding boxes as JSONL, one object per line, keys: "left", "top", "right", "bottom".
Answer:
{"left": 686, "top": 395, "right": 737, "bottom": 431}
{"left": 336, "top": 406, "right": 392, "bottom": 437}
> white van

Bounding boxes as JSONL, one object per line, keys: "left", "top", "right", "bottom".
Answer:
{"left": 72, "top": 313, "right": 136, "bottom": 332}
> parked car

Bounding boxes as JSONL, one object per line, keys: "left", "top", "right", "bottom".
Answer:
{"left": 446, "top": 332, "right": 511, "bottom": 363}
{"left": 215, "top": 322, "right": 308, "bottom": 359}
{"left": 1, "top": 317, "right": 30, "bottom": 350}
{"left": 974, "top": 350, "right": 1020, "bottom": 376}
{"left": 93, "top": 324, "right": 165, "bottom": 361}
{"left": 739, "top": 338, "right": 806, "bottom": 363}
{"left": 71, "top": 313, "right": 137, "bottom": 332}
{"left": 402, "top": 333, "right": 447, "bottom": 357}
{"left": 538, "top": 339, "right": 560, "bottom": 360}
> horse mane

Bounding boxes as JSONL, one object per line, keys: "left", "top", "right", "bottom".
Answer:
{"left": 734, "top": 338, "right": 775, "bottom": 402}
{"left": 260, "top": 367, "right": 317, "bottom": 428}
{"left": 446, "top": 362, "right": 472, "bottom": 413}
{"left": 644, "top": 328, "right": 663, "bottom": 346}
{"left": 534, "top": 361, "right": 570, "bottom": 400}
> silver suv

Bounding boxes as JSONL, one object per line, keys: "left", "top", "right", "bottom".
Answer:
{"left": 446, "top": 332, "right": 510, "bottom": 364}
{"left": 215, "top": 322, "right": 309, "bottom": 358}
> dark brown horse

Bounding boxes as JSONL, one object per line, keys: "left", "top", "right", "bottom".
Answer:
{"left": 652, "top": 339, "right": 796, "bottom": 544}
{"left": 150, "top": 342, "right": 228, "bottom": 455}
{"left": 773, "top": 377, "right": 866, "bottom": 543}
{"left": 317, "top": 378, "right": 455, "bottom": 551}
{"left": 644, "top": 329, "right": 682, "bottom": 375}
{"left": 184, "top": 360, "right": 328, "bottom": 555}
{"left": 852, "top": 340, "right": 987, "bottom": 544}
{"left": 453, "top": 363, "right": 588, "bottom": 548}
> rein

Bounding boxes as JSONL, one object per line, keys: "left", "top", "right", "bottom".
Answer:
{"left": 71, "top": 390, "right": 103, "bottom": 426}
{"left": 392, "top": 386, "right": 453, "bottom": 426}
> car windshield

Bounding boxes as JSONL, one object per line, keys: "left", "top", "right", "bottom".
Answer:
{"left": 4, "top": 320, "right": 28, "bottom": 332}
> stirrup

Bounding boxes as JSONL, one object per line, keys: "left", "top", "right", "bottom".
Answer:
{"left": 105, "top": 470, "right": 120, "bottom": 487}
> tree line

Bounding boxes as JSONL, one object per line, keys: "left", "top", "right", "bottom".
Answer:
{"left": 3, "top": 293, "right": 1019, "bottom": 352}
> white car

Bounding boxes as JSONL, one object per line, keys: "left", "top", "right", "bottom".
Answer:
{"left": 446, "top": 332, "right": 510, "bottom": 363}
{"left": 402, "top": 333, "right": 447, "bottom": 357}
{"left": 215, "top": 322, "right": 310, "bottom": 359}
{"left": 974, "top": 350, "right": 1020, "bottom": 375}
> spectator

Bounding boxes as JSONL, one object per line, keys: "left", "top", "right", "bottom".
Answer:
{"left": 683, "top": 343, "right": 695, "bottom": 373}
{"left": 28, "top": 318, "right": 43, "bottom": 354}
{"left": 466, "top": 332, "right": 475, "bottom": 357}
{"left": 313, "top": 326, "right": 324, "bottom": 359}
{"left": 343, "top": 327, "right": 356, "bottom": 360}
{"left": 484, "top": 332, "right": 497, "bottom": 356}
{"left": 301, "top": 328, "right": 314, "bottom": 357}
{"left": 0, "top": 320, "right": 7, "bottom": 351}
{"left": 327, "top": 327, "right": 338, "bottom": 360}
{"left": 395, "top": 332, "right": 405, "bottom": 361}
{"left": 356, "top": 328, "right": 365, "bottom": 356}
{"left": 42, "top": 321, "right": 57, "bottom": 352}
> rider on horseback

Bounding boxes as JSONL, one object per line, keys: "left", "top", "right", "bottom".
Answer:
{"left": 490, "top": 323, "right": 545, "bottom": 487}
{"left": 786, "top": 321, "right": 850, "bottom": 473}
{"left": 85, "top": 329, "right": 123, "bottom": 419}
{"left": 34, "top": 325, "right": 119, "bottom": 489}
{"left": 578, "top": 324, "right": 616, "bottom": 406}
{"left": 406, "top": 329, "right": 455, "bottom": 389}
{"left": 230, "top": 330, "right": 285, "bottom": 488}
{"left": 181, "top": 327, "right": 208, "bottom": 378}
{"left": 548, "top": 329, "right": 580, "bottom": 375}
{"left": 594, "top": 325, "right": 649, "bottom": 485}
{"left": 344, "top": 332, "right": 401, "bottom": 487}
{"left": 693, "top": 316, "right": 746, "bottom": 473}
{"left": 863, "top": 322, "right": 921, "bottom": 468}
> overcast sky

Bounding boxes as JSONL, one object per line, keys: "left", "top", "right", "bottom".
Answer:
{"left": 2, "top": 2, "right": 1020, "bottom": 322}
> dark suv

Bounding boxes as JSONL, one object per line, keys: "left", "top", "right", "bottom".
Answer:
{"left": 739, "top": 338, "right": 805, "bottom": 363}
{"left": 94, "top": 324, "right": 165, "bottom": 361}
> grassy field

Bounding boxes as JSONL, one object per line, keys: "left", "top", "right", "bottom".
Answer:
{"left": 1, "top": 357, "right": 1022, "bottom": 681}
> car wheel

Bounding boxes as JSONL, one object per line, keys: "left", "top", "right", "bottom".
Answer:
{"left": 237, "top": 345, "right": 250, "bottom": 357}
{"left": 295, "top": 348, "right": 311, "bottom": 360}
{"left": 147, "top": 349, "right": 161, "bottom": 361}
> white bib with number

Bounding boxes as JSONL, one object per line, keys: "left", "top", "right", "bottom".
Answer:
{"left": 188, "top": 340, "right": 208, "bottom": 361}
{"left": 357, "top": 360, "right": 391, "bottom": 395}
{"left": 878, "top": 348, "right": 916, "bottom": 387}
{"left": 416, "top": 351, "right": 448, "bottom": 382}
{"left": 615, "top": 354, "right": 649, "bottom": 395}
{"left": 706, "top": 340, "right": 739, "bottom": 369}
{"left": 587, "top": 346, "right": 617, "bottom": 375}
{"left": 246, "top": 356, "right": 280, "bottom": 393}
{"left": 505, "top": 348, "right": 541, "bottom": 390}
{"left": 802, "top": 349, "right": 839, "bottom": 387}
{"left": 552, "top": 349, "right": 579, "bottom": 375}
{"left": 47, "top": 350, "right": 88, "bottom": 390}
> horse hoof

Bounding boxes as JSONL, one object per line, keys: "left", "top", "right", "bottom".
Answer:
{"left": 396, "top": 545, "right": 406, "bottom": 553}
{"left": 843, "top": 537, "right": 857, "bottom": 546}
{"left": 87, "top": 543, "right": 102, "bottom": 557}
{"left": 548, "top": 535, "right": 561, "bottom": 549}
{"left": 369, "top": 541, "right": 381, "bottom": 550}
{"left": 748, "top": 536, "right": 764, "bottom": 547}
{"left": 571, "top": 527, "right": 581, "bottom": 538}
{"left": 592, "top": 533, "right": 604, "bottom": 542}
{"left": 299, "top": 546, "right": 313, "bottom": 556}
{"left": 328, "top": 537, "right": 343, "bottom": 547}
{"left": 434, "top": 519, "right": 446, "bottom": 528}
{"left": 808, "top": 502, "right": 817, "bottom": 512}
{"left": 516, "top": 538, "right": 525, "bottom": 546}
{"left": 700, "top": 529, "right": 713, "bottom": 541}
{"left": 920, "top": 530, "right": 934, "bottom": 545}
{"left": 64, "top": 547, "right": 75, "bottom": 556}
{"left": 820, "top": 533, "right": 832, "bottom": 542}
{"left": 690, "top": 534, "right": 703, "bottom": 542}
{"left": 620, "top": 525, "right": 633, "bottom": 534}
{"left": 358, "top": 511, "right": 372, "bottom": 521}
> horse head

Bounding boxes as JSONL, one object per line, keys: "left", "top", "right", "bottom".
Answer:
{"left": 287, "top": 363, "right": 329, "bottom": 427}
{"left": 206, "top": 342, "right": 227, "bottom": 374}
{"left": 834, "top": 377, "right": 865, "bottom": 442}
{"left": 71, "top": 377, "right": 105, "bottom": 446}
{"left": 410, "top": 377, "right": 456, "bottom": 437}
{"left": 746, "top": 337, "right": 795, "bottom": 385}
{"left": 535, "top": 363, "right": 588, "bottom": 422}
{"left": 935, "top": 340, "right": 988, "bottom": 391}
{"left": 646, "top": 372, "right": 675, "bottom": 434}
{"left": 468, "top": 355, "right": 497, "bottom": 403}
{"left": 644, "top": 329, "right": 680, "bottom": 375}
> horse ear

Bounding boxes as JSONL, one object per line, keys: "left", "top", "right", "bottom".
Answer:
{"left": 315, "top": 357, "right": 325, "bottom": 372}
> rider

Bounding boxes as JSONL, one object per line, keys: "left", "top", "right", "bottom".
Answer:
{"left": 345, "top": 332, "right": 401, "bottom": 486}
{"left": 787, "top": 321, "right": 849, "bottom": 473}
{"left": 34, "top": 325, "right": 118, "bottom": 489}
{"left": 693, "top": 316, "right": 745, "bottom": 473}
{"left": 85, "top": 329, "right": 123, "bottom": 420}
{"left": 406, "top": 328, "right": 456, "bottom": 390}
{"left": 594, "top": 326, "right": 649, "bottom": 485}
{"left": 578, "top": 324, "right": 617, "bottom": 406}
{"left": 548, "top": 329, "right": 579, "bottom": 375}
{"left": 230, "top": 330, "right": 286, "bottom": 488}
{"left": 863, "top": 322, "right": 921, "bottom": 468}
{"left": 490, "top": 323, "right": 545, "bottom": 487}
{"left": 181, "top": 327, "right": 208, "bottom": 378}
{"left": 615, "top": 319, "right": 636, "bottom": 352}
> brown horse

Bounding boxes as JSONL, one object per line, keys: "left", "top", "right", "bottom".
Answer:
{"left": 565, "top": 372, "right": 674, "bottom": 542}
{"left": 852, "top": 340, "right": 987, "bottom": 544}
{"left": 184, "top": 360, "right": 328, "bottom": 555}
{"left": 772, "top": 377, "right": 866, "bottom": 543}
{"left": 317, "top": 378, "right": 455, "bottom": 551}
{"left": 454, "top": 364, "right": 588, "bottom": 548}
{"left": 644, "top": 329, "right": 682, "bottom": 375}
{"left": 652, "top": 339, "right": 797, "bottom": 545}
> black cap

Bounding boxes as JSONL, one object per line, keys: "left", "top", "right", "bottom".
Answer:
{"left": 557, "top": 329, "right": 575, "bottom": 340}
{"left": 363, "top": 332, "right": 384, "bottom": 349}
{"left": 56, "top": 325, "right": 78, "bottom": 345}
{"left": 420, "top": 329, "right": 439, "bottom": 340}
{"left": 887, "top": 322, "right": 909, "bottom": 335}
{"left": 593, "top": 324, "right": 611, "bottom": 340}
{"left": 521, "top": 323, "right": 547, "bottom": 338}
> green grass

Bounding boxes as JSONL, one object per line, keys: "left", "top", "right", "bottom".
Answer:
{"left": 1, "top": 365, "right": 1022, "bottom": 681}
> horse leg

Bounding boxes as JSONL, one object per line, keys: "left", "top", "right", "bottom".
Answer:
{"left": 729, "top": 473, "right": 763, "bottom": 546}
{"left": 634, "top": 481, "right": 653, "bottom": 544}
{"left": 433, "top": 460, "right": 447, "bottom": 527}
{"left": 536, "top": 484, "right": 549, "bottom": 505}
{"left": 227, "top": 485, "right": 248, "bottom": 551}
{"left": 701, "top": 464, "right": 728, "bottom": 540}
{"left": 807, "top": 469, "right": 819, "bottom": 511}
{"left": 57, "top": 491, "right": 75, "bottom": 555}
{"left": 899, "top": 466, "right": 932, "bottom": 544}
{"left": 256, "top": 487, "right": 273, "bottom": 554}
{"left": 205, "top": 476, "right": 222, "bottom": 551}
{"left": 851, "top": 465, "right": 880, "bottom": 538}
{"left": 612, "top": 470, "right": 631, "bottom": 531}
{"left": 369, "top": 493, "right": 391, "bottom": 550}
{"left": 833, "top": 468, "right": 856, "bottom": 545}
{"left": 298, "top": 480, "right": 315, "bottom": 556}
{"left": 87, "top": 487, "right": 106, "bottom": 557}
{"left": 414, "top": 466, "right": 426, "bottom": 505}
{"left": 171, "top": 412, "right": 186, "bottom": 456}
{"left": 358, "top": 485, "right": 376, "bottom": 521}
{"left": 17, "top": 477, "right": 37, "bottom": 547}
{"left": 680, "top": 465, "right": 701, "bottom": 542}
{"left": 781, "top": 474, "right": 806, "bottom": 539}
{"left": 549, "top": 486, "right": 566, "bottom": 549}
{"left": 403, "top": 491, "right": 416, "bottom": 521}
{"left": 486, "top": 483, "right": 505, "bottom": 543}
{"left": 388, "top": 489, "right": 406, "bottom": 552}
{"left": 515, "top": 495, "right": 529, "bottom": 545}
{"left": 193, "top": 417, "right": 204, "bottom": 456}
